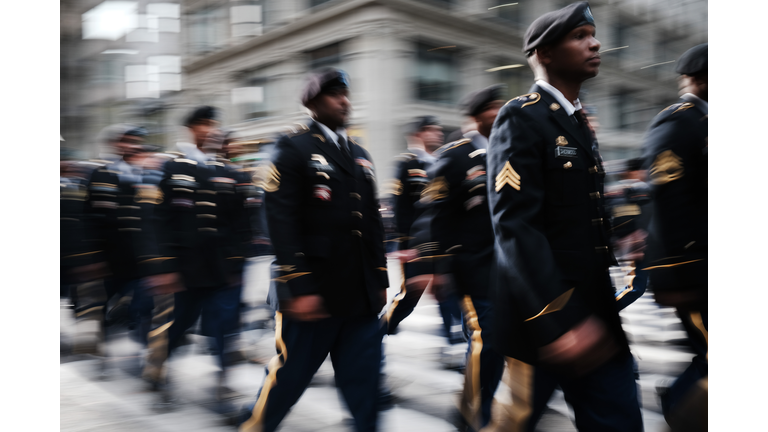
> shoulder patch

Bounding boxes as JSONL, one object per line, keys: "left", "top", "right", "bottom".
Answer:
{"left": 649, "top": 150, "right": 684, "bottom": 185}
{"left": 505, "top": 92, "right": 541, "bottom": 108}
{"left": 437, "top": 138, "right": 471, "bottom": 155}
{"left": 254, "top": 162, "right": 281, "bottom": 192}
{"left": 285, "top": 123, "right": 310, "bottom": 137}
{"left": 420, "top": 176, "right": 449, "bottom": 203}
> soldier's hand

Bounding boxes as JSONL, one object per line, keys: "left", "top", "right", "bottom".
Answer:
{"left": 405, "top": 275, "right": 432, "bottom": 295}
{"left": 283, "top": 295, "right": 330, "bottom": 321}
{"left": 388, "top": 249, "right": 418, "bottom": 263}
{"left": 538, "top": 315, "right": 619, "bottom": 377}
{"left": 615, "top": 229, "right": 647, "bottom": 261}
{"left": 71, "top": 262, "right": 110, "bottom": 282}
{"left": 144, "top": 272, "right": 185, "bottom": 295}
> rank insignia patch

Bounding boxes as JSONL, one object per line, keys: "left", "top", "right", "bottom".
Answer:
{"left": 550, "top": 103, "right": 561, "bottom": 112}
{"left": 420, "top": 176, "right": 449, "bottom": 203}
{"left": 495, "top": 161, "right": 521, "bottom": 192}
{"left": 313, "top": 185, "right": 331, "bottom": 201}
{"left": 255, "top": 163, "right": 281, "bottom": 192}
{"left": 650, "top": 150, "right": 684, "bottom": 185}
{"left": 134, "top": 185, "right": 163, "bottom": 204}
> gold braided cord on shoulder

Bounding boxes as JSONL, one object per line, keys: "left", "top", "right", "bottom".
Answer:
{"left": 524, "top": 288, "right": 575, "bottom": 322}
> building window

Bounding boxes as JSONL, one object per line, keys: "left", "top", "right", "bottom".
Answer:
{"left": 310, "top": 0, "right": 333, "bottom": 7}
{"left": 127, "top": 13, "right": 159, "bottom": 43}
{"left": 414, "top": 42, "right": 459, "bottom": 104}
{"left": 189, "top": 6, "right": 228, "bottom": 54}
{"left": 147, "top": 56, "right": 181, "bottom": 92}
{"left": 231, "top": 5, "right": 263, "bottom": 37}
{"left": 489, "top": 62, "right": 533, "bottom": 99}
{"left": 125, "top": 65, "right": 160, "bottom": 99}
{"left": 493, "top": 1, "right": 522, "bottom": 26}
{"left": 147, "top": 3, "right": 180, "bottom": 33}
{"left": 308, "top": 43, "right": 342, "bottom": 71}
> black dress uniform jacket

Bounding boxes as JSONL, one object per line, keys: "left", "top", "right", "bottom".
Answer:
{"left": 141, "top": 154, "right": 255, "bottom": 289}
{"left": 642, "top": 98, "right": 707, "bottom": 305}
{"left": 390, "top": 150, "right": 432, "bottom": 250}
{"left": 486, "top": 84, "right": 628, "bottom": 364}
{"left": 78, "top": 160, "right": 160, "bottom": 281}
{"left": 263, "top": 121, "right": 389, "bottom": 317}
{"left": 409, "top": 133, "right": 495, "bottom": 298}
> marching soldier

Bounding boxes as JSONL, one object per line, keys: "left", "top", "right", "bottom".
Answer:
{"left": 139, "top": 107, "right": 255, "bottom": 410}
{"left": 67, "top": 125, "right": 154, "bottom": 363}
{"left": 485, "top": 3, "right": 643, "bottom": 431}
{"left": 642, "top": 43, "right": 708, "bottom": 432}
{"left": 385, "top": 115, "right": 462, "bottom": 345}
{"left": 408, "top": 85, "right": 506, "bottom": 430}
{"left": 239, "top": 68, "right": 388, "bottom": 432}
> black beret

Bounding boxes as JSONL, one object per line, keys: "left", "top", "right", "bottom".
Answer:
{"left": 184, "top": 106, "right": 218, "bottom": 127}
{"left": 301, "top": 68, "right": 350, "bottom": 106}
{"left": 124, "top": 126, "right": 147, "bottom": 138}
{"left": 524, "top": 2, "right": 595, "bottom": 55}
{"left": 407, "top": 115, "right": 440, "bottom": 135}
{"left": 675, "top": 43, "right": 707, "bottom": 75}
{"left": 459, "top": 84, "right": 505, "bottom": 117}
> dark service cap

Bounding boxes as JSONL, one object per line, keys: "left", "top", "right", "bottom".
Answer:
{"left": 408, "top": 115, "right": 440, "bottom": 135}
{"left": 184, "top": 106, "right": 218, "bottom": 127}
{"left": 301, "top": 68, "right": 350, "bottom": 106}
{"left": 675, "top": 43, "right": 707, "bottom": 75}
{"left": 124, "top": 126, "right": 148, "bottom": 138}
{"left": 460, "top": 84, "right": 505, "bottom": 117}
{"left": 523, "top": 2, "right": 595, "bottom": 56}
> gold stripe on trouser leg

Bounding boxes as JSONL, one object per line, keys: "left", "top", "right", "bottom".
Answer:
{"left": 460, "top": 295, "right": 484, "bottom": 431}
{"left": 384, "top": 262, "right": 408, "bottom": 325}
{"left": 486, "top": 357, "right": 534, "bottom": 432}
{"left": 689, "top": 311, "right": 708, "bottom": 360}
{"left": 143, "top": 293, "right": 174, "bottom": 384}
{"left": 240, "top": 312, "right": 287, "bottom": 432}
{"left": 73, "top": 279, "right": 107, "bottom": 356}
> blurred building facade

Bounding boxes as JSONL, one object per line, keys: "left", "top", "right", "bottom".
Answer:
{"left": 61, "top": 0, "right": 707, "bottom": 174}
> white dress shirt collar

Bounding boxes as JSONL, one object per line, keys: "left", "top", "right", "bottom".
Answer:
{"left": 535, "top": 80, "right": 582, "bottom": 116}
{"left": 315, "top": 120, "right": 348, "bottom": 150}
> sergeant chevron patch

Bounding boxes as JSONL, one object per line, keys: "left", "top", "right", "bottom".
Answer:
{"left": 256, "top": 163, "right": 281, "bottom": 192}
{"left": 495, "top": 161, "right": 521, "bottom": 192}
{"left": 649, "top": 150, "right": 683, "bottom": 185}
{"left": 420, "top": 176, "right": 448, "bottom": 203}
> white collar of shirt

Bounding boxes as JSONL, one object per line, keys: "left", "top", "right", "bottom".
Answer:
{"left": 315, "top": 121, "right": 348, "bottom": 150}
{"left": 177, "top": 141, "right": 215, "bottom": 164}
{"left": 407, "top": 146, "right": 437, "bottom": 165}
{"left": 464, "top": 130, "right": 488, "bottom": 149}
{"left": 536, "top": 80, "right": 582, "bottom": 116}
{"left": 680, "top": 93, "right": 708, "bottom": 116}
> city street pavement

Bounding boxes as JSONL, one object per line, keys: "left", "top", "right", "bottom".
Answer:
{"left": 61, "top": 257, "right": 688, "bottom": 431}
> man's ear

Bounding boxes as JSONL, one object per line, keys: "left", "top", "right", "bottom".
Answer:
{"left": 528, "top": 50, "right": 549, "bottom": 82}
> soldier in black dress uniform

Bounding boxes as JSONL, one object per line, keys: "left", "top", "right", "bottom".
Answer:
{"left": 139, "top": 107, "right": 255, "bottom": 409}
{"left": 384, "top": 116, "right": 462, "bottom": 344}
{"left": 239, "top": 68, "right": 388, "bottom": 432}
{"left": 485, "top": 3, "right": 643, "bottom": 431}
{"left": 407, "top": 85, "right": 505, "bottom": 430}
{"left": 642, "top": 43, "right": 707, "bottom": 432}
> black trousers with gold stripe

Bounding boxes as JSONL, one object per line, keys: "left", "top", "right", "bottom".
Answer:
{"left": 661, "top": 307, "right": 707, "bottom": 430}
{"left": 240, "top": 313, "right": 382, "bottom": 432}
{"left": 459, "top": 295, "right": 505, "bottom": 431}
{"left": 490, "top": 351, "right": 643, "bottom": 432}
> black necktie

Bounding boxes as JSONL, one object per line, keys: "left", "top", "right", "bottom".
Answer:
{"left": 338, "top": 135, "right": 353, "bottom": 164}
{"left": 575, "top": 109, "right": 603, "bottom": 168}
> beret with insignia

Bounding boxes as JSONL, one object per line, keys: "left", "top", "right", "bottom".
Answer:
{"left": 407, "top": 115, "right": 441, "bottom": 136}
{"left": 523, "top": 2, "right": 595, "bottom": 56}
{"left": 675, "top": 43, "right": 707, "bottom": 75}
{"left": 459, "top": 84, "right": 506, "bottom": 117}
{"left": 301, "top": 67, "right": 350, "bottom": 107}
{"left": 184, "top": 106, "right": 218, "bottom": 127}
